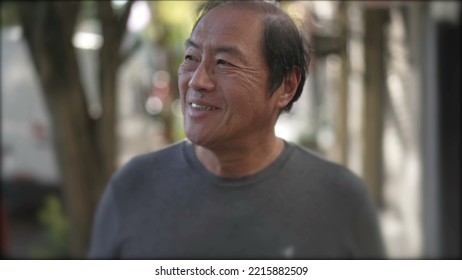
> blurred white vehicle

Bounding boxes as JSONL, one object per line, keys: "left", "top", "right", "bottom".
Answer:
{"left": 1, "top": 26, "right": 61, "bottom": 212}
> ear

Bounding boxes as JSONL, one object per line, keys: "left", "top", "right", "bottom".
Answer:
{"left": 276, "top": 67, "right": 301, "bottom": 110}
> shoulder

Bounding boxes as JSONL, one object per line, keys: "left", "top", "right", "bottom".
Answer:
{"left": 124, "top": 140, "right": 185, "bottom": 168}
{"left": 108, "top": 140, "right": 187, "bottom": 190}
{"left": 288, "top": 143, "right": 355, "bottom": 178}
{"left": 287, "top": 142, "right": 371, "bottom": 201}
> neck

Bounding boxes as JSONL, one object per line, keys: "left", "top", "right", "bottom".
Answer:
{"left": 194, "top": 136, "right": 285, "bottom": 178}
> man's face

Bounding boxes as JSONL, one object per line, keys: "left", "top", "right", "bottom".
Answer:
{"left": 178, "top": 6, "right": 282, "bottom": 150}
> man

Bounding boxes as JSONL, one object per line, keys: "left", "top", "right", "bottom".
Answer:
{"left": 88, "top": 0, "right": 385, "bottom": 259}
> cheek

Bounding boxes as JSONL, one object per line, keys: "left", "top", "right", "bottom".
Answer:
{"left": 222, "top": 70, "right": 277, "bottom": 122}
{"left": 178, "top": 70, "right": 191, "bottom": 96}
{"left": 177, "top": 72, "right": 190, "bottom": 114}
{"left": 223, "top": 85, "right": 267, "bottom": 121}
{"left": 223, "top": 69, "right": 268, "bottom": 99}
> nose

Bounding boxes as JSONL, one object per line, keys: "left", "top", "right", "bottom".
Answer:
{"left": 188, "top": 61, "right": 215, "bottom": 92}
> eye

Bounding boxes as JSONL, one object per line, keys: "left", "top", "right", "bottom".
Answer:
{"left": 181, "top": 54, "right": 199, "bottom": 71}
{"left": 217, "top": 59, "right": 230, "bottom": 66}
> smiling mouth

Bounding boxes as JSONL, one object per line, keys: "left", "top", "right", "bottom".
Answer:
{"left": 191, "top": 103, "right": 219, "bottom": 111}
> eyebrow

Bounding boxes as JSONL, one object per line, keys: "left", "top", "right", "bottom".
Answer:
{"left": 185, "top": 39, "right": 246, "bottom": 61}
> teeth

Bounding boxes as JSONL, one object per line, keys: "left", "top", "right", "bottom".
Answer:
{"left": 191, "top": 103, "right": 217, "bottom": 111}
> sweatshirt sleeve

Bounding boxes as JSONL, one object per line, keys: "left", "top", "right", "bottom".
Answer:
{"left": 351, "top": 179, "right": 387, "bottom": 259}
{"left": 333, "top": 166, "right": 386, "bottom": 259}
{"left": 87, "top": 184, "right": 120, "bottom": 259}
{"left": 356, "top": 190, "right": 386, "bottom": 259}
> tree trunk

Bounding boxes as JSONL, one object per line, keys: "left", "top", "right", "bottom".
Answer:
{"left": 18, "top": 1, "right": 136, "bottom": 258}
{"left": 362, "top": 7, "right": 387, "bottom": 207}
{"left": 97, "top": 0, "right": 137, "bottom": 178}
{"left": 335, "top": 1, "right": 350, "bottom": 166}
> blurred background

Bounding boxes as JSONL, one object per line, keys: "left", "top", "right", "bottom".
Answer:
{"left": 1, "top": 0, "right": 460, "bottom": 259}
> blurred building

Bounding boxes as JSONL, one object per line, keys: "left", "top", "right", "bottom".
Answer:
{"left": 285, "top": 1, "right": 460, "bottom": 259}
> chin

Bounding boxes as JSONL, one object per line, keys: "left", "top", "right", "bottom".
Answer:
{"left": 186, "top": 133, "right": 218, "bottom": 150}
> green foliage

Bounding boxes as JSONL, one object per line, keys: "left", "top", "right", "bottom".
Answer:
{"left": 172, "top": 103, "right": 186, "bottom": 142}
{"left": 147, "top": 1, "right": 203, "bottom": 74}
{"left": 0, "top": 2, "right": 20, "bottom": 27}
{"left": 29, "top": 195, "right": 70, "bottom": 259}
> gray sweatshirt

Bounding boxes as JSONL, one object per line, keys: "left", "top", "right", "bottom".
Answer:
{"left": 88, "top": 140, "right": 385, "bottom": 259}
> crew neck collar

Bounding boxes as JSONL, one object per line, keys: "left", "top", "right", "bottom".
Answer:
{"left": 182, "top": 140, "right": 294, "bottom": 188}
